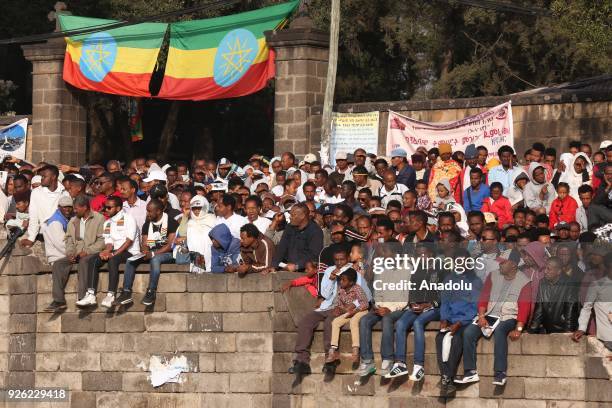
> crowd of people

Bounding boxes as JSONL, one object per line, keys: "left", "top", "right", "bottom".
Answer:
{"left": 0, "top": 139, "right": 611, "bottom": 393}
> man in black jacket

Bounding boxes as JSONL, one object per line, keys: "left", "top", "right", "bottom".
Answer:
{"left": 268, "top": 203, "right": 324, "bottom": 272}
{"left": 528, "top": 256, "right": 580, "bottom": 333}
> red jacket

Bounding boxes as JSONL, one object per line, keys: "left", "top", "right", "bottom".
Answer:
{"left": 481, "top": 196, "right": 513, "bottom": 230}
{"left": 549, "top": 195, "right": 578, "bottom": 229}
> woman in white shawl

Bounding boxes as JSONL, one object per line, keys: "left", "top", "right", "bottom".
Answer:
{"left": 558, "top": 152, "right": 592, "bottom": 202}
{"left": 447, "top": 202, "right": 469, "bottom": 238}
{"left": 186, "top": 196, "right": 216, "bottom": 272}
{"left": 523, "top": 162, "right": 556, "bottom": 214}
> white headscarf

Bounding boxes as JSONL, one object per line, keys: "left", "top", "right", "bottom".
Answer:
{"left": 448, "top": 202, "right": 469, "bottom": 237}
{"left": 186, "top": 196, "right": 216, "bottom": 271}
{"left": 559, "top": 152, "right": 592, "bottom": 202}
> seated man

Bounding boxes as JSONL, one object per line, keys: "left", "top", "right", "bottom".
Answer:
{"left": 94, "top": 196, "right": 141, "bottom": 308}
{"left": 458, "top": 249, "right": 532, "bottom": 387}
{"left": 44, "top": 195, "right": 105, "bottom": 312}
{"left": 116, "top": 199, "right": 178, "bottom": 307}
{"left": 529, "top": 256, "right": 579, "bottom": 334}
{"left": 208, "top": 223, "right": 241, "bottom": 273}
{"left": 288, "top": 248, "right": 366, "bottom": 375}
{"left": 229, "top": 223, "right": 275, "bottom": 274}
{"left": 572, "top": 252, "right": 612, "bottom": 351}
{"left": 41, "top": 196, "right": 74, "bottom": 265}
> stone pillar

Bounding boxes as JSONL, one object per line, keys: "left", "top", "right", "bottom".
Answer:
{"left": 22, "top": 38, "right": 87, "bottom": 166}
{"left": 266, "top": 20, "right": 329, "bottom": 157}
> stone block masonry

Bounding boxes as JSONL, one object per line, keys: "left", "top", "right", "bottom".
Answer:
{"left": 0, "top": 252, "right": 609, "bottom": 407}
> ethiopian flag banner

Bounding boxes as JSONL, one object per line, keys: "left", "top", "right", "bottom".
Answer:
{"left": 157, "top": 0, "right": 299, "bottom": 101}
{"left": 58, "top": 15, "right": 167, "bottom": 97}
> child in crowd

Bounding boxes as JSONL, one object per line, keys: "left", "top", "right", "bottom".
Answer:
{"left": 280, "top": 260, "right": 319, "bottom": 298}
{"left": 549, "top": 182, "right": 578, "bottom": 230}
{"left": 401, "top": 190, "right": 417, "bottom": 217}
{"left": 415, "top": 180, "right": 432, "bottom": 211}
{"left": 481, "top": 182, "right": 513, "bottom": 230}
{"left": 326, "top": 268, "right": 370, "bottom": 364}
{"left": 6, "top": 191, "right": 30, "bottom": 231}
{"left": 433, "top": 179, "right": 456, "bottom": 210}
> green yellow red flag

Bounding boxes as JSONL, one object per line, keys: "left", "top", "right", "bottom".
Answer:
{"left": 157, "top": 0, "right": 299, "bottom": 100}
{"left": 58, "top": 15, "right": 167, "bottom": 97}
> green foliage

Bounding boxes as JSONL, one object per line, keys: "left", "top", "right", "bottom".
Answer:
{"left": 308, "top": 0, "right": 610, "bottom": 102}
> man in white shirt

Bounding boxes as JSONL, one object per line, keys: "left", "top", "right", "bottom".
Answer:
{"left": 21, "top": 165, "right": 68, "bottom": 247}
{"left": 244, "top": 195, "right": 271, "bottom": 234}
{"left": 379, "top": 170, "right": 408, "bottom": 208}
{"left": 93, "top": 196, "right": 140, "bottom": 308}
{"left": 215, "top": 194, "right": 247, "bottom": 239}
{"left": 41, "top": 196, "right": 74, "bottom": 264}
{"left": 118, "top": 177, "right": 147, "bottom": 230}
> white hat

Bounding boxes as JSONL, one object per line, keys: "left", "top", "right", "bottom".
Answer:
{"left": 32, "top": 175, "right": 42, "bottom": 185}
{"left": 72, "top": 174, "right": 85, "bottom": 181}
{"left": 303, "top": 153, "right": 317, "bottom": 163}
{"left": 600, "top": 140, "right": 612, "bottom": 150}
{"left": 143, "top": 170, "right": 167, "bottom": 183}
{"left": 335, "top": 151, "right": 348, "bottom": 161}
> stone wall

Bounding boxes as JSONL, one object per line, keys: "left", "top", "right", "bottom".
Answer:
{"left": 0, "top": 254, "right": 609, "bottom": 407}
{"left": 307, "top": 91, "right": 611, "bottom": 157}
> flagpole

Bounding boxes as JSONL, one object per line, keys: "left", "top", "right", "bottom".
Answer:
{"left": 319, "top": 0, "right": 340, "bottom": 167}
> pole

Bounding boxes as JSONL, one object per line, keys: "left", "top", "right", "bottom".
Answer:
{"left": 319, "top": 0, "right": 340, "bottom": 167}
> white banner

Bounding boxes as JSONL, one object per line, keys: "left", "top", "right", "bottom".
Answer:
{"left": 386, "top": 102, "right": 513, "bottom": 158}
{"left": 0, "top": 118, "right": 28, "bottom": 161}
{"left": 330, "top": 111, "right": 379, "bottom": 166}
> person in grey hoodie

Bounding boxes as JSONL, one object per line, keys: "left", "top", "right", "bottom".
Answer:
{"left": 523, "top": 162, "right": 556, "bottom": 214}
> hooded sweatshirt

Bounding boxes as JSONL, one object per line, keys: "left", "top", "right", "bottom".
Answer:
{"left": 523, "top": 162, "right": 556, "bottom": 213}
{"left": 507, "top": 170, "right": 529, "bottom": 206}
{"left": 522, "top": 241, "right": 548, "bottom": 319}
{"left": 433, "top": 179, "right": 456, "bottom": 209}
{"left": 549, "top": 194, "right": 578, "bottom": 230}
{"left": 559, "top": 152, "right": 592, "bottom": 202}
{"left": 481, "top": 194, "right": 513, "bottom": 230}
{"left": 186, "top": 196, "right": 216, "bottom": 272}
{"left": 208, "top": 223, "right": 241, "bottom": 273}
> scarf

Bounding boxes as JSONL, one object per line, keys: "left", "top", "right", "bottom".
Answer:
{"left": 147, "top": 212, "right": 169, "bottom": 249}
{"left": 559, "top": 152, "right": 592, "bottom": 202}
{"left": 187, "top": 196, "right": 215, "bottom": 272}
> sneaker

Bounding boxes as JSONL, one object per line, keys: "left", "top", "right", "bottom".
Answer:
{"left": 492, "top": 371, "right": 507, "bottom": 386}
{"left": 379, "top": 359, "right": 393, "bottom": 377}
{"left": 455, "top": 370, "right": 479, "bottom": 384}
{"left": 355, "top": 360, "right": 376, "bottom": 377}
{"left": 408, "top": 364, "right": 425, "bottom": 381}
{"left": 385, "top": 362, "right": 408, "bottom": 379}
{"left": 75, "top": 291, "right": 97, "bottom": 307}
{"left": 43, "top": 301, "right": 67, "bottom": 313}
{"left": 114, "top": 290, "right": 133, "bottom": 306}
{"left": 325, "top": 347, "right": 340, "bottom": 364}
{"left": 101, "top": 292, "right": 115, "bottom": 308}
{"left": 288, "top": 361, "right": 311, "bottom": 375}
{"left": 141, "top": 289, "right": 156, "bottom": 306}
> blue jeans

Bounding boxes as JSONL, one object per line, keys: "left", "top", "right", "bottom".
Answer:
{"left": 123, "top": 252, "right": 174, "bottom": 291}
{"left": 359, "top": 310, "right": 405, "bottom": 361}
{"left": 394, "top": 308, "right": 440, "bottom": 365}
{"left": 463, "top": 318, "right": 516, "bottom": 374}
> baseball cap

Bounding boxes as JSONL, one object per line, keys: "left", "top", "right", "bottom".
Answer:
{"left": 335, "top": 151, "right": 348, "bottom": 161}
{"left": 143, "top": 170, "right": 167, "bottom": 183}
{"left": 58, "top": 196, "right": 73, "bottom": 207}
{"left": 303, "top": 153, "right": 317, "bottom": 163}
{"left": 390, "top": 148, "right": 407, "bottom": 158}
{"left": 496, "top": 248, "right": 522, "bottom": 266}
{"left": 599, "top": 140, "right": 612, "bottom": 150}
{"left": 318, "top": 203, "right": 335, "bottom": 216}
{"left": 464, "top": 144, "right": 477, "bottom": 159}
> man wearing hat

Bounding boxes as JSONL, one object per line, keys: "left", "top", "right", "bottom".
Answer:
{"left": 460, "top": 144, "right": 487, "bottom": 192}
{"left": 390, "top": 148, "right": 416, "bottom": 190}
{"left": 42, "top": 196, "right": 74, "bottom": 265}
{"left": 428, "top": 143, "right": 462, "bottom": 203}
{"left": 352, "top": 165, "right": 381, "bottom": 196}
{"left": 330, "top": 151, "right": 352, "bottom": 185}
{"left": 143, "top": 165, "right": 181, "bottom": 210}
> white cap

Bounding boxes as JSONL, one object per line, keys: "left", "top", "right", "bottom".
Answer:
{"left": 32, "top": 175, "right": 42, "bottom": 184}
{"left": 600, "top": 140, "right": 612, "bottom": 150}
{"left": 335, "top": 151, "right": 348, "bottom": 161}
{"left": 143, "top": 170, "right": 167, "bottom": 183}
{"left": 304, "top": 153, "right": 317, "bottom": 163}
